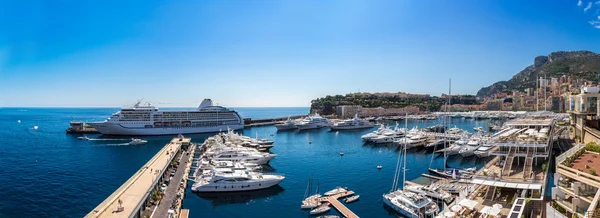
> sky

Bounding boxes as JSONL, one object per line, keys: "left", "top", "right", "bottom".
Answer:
{"left": 1, "top": 0, "right": 600, "bottom": 107}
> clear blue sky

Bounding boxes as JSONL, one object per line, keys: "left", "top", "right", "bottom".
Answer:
{"left": 1, "top": 0, "right": 600, "bottom": 107}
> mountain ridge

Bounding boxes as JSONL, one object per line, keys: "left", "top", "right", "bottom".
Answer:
{"left": 476, "top": 50, "right": 600, "bottom": 98}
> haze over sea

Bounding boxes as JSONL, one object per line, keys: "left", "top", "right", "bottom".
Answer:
{"left": 0, "top": 107, "right": 492, "bottom": 218}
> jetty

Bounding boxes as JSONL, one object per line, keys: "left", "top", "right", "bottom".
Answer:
{"left": 85, "top": 136, "right": 192, "bottom": 218}
{"left": 323, "top": 191, "right": 359, "bottom": 218}
{"left": 243, "top": 115, "right": 304, "bottom": 128}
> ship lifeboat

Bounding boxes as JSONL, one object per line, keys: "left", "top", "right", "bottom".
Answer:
{"left": 183, "top": 121, "right": 191, "bottom": 127}
{"left": 171, "top": 122, "right": 179, "bottom": 126}
{"left": 154, "top": 122, "right": 163, "bottom": 126}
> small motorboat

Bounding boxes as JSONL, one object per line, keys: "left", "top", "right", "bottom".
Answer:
{"left": 377, "top": 165, "right": 383, "bottom": 170}
{"left": 339, "top": 152, "right": 344, "bottom": 156}
{"left": 324, "top": 187, "right": 347, "bottom": 196}
{"left": 77, "top": 136, "right": 90, "bottom": 140}
{"left": 301, "top": 199, "right": 321, "bottom": 209}
{"left": 258, "top": 139, "right": 274, "bottom": 145}
{"left": 344, "top": 195, "right": 359, "bottom": 203}
{"left": 128, "top": 138, "right": 148, "bottom": 145}
{"left": 310, "top": 204, "right": 331, "bottom": 215}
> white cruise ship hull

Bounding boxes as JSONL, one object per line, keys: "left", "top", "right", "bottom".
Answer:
{"left": 192, "top": 178, "right": 283, "bottom": 192}
{"left": 88, "top": 122, "right": 243, "bottom": 136}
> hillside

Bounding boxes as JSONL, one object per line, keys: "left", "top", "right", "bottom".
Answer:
{"left": 310, "top": 93, "right": 478, "bottom": 115}
{"left": 476, "top": 51, "right": 600, "bottom": 97}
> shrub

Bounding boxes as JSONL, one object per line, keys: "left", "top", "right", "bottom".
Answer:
{"left": 542, "top": 163, "right": 547, "bottom": 171}
{"left": 585, "top": 142, "right": 600, "bottom": 153}
{"left": 590, "top": 168, "right": 597, "bottom": 176}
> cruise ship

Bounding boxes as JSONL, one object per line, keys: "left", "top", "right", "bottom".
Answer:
{"left": 88, "top": 99, "right": 244, "bottom": 135}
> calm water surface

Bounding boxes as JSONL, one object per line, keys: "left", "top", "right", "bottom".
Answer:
{"left": 0, "top": 107, "right": 494, "bottom": 218}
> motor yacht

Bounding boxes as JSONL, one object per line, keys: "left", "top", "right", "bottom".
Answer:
{"left": 310, "top": 204, "right": 331, "bottom": 215}
{"left": 458, "top": 138, "right": 482, "bottom": 157}
{"left": 371, "top": 131, "right": 404, "bottom": 144}
{"left": 405, "top": 184, "right": 453, "bottom": 203}
{"left": 439, "top": 139, "right": 467, "bottom": 156}
{"left": 474, "top": 145, "right": 494, "bottom": 158}
{"left": 361, "top": 125, "right": 388, "bottom": 141}
{"left": 324, "top": 187, "right": 348, "bottom": 196}
{"left": 128, "top": 138, "right": 147, "bottom": 145}
{"left": 383, "top": 190, "right": 439, "bottom": 218}
{"left": 275, "top": 116, "right": 297, "bottom": 131}
{"left": 446, "top": 126, "right": 463, "bottom": 134}
{"left": 330, "top": 114, "right": 374, "bottom": 130}
{"left": 191, "top": 169, "right": 284, "bottom": 192}
{"left": 428, "top": 167, "right": 476, "bottom": 180}
{"left": 210, "top": 150, "right": 277, "bottom": 165}
{"left": 295, "top": 114, "right": 330, "bottom": 130}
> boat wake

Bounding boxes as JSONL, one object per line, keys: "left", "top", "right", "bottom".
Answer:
{"left": 94, "top": 143, "right": 130, "bottom": 146}
{"left": 87, "top": 138, "right": 129, "bottom": 141}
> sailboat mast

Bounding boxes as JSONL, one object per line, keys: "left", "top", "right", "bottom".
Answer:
{"left": 445, "top": 79, "right": 451, "bottom": 171}
{"left": 402, "top": 113, "right": 408, "bottom": 191}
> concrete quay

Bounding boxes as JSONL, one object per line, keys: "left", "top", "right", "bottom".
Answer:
{"left": 85, "top": 136, "right": 191, "bottom": 218}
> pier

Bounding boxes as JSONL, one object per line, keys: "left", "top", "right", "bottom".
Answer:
{"left": 86, "top": 136, "right": 191, "bottom": 218}
{"left": 323, "top": 191, "right": 359, "bottom": 218}
{"left": 243, "top": 115, "right": 304, "bottom": 128}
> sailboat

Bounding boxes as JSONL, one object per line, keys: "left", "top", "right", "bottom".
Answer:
{"left": 427, "top": 79, "right": 476, "bottom": 180}
{"left": 383, "top": 115, "right": 439, "bottom": 218}
{"left": 301, "top": 176, "right": 322, "bottom": 209}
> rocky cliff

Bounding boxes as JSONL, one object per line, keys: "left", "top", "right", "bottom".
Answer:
{"left": 476, "top": 51, "right": 600, "bottom": 97}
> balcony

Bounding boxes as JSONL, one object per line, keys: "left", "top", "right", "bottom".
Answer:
{"left": 555, "top": 198, "right": 586, "bottom": 218}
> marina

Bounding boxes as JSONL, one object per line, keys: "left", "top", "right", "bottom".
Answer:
{"left": 1, "top": 107, "right": 566, "bottom": 218}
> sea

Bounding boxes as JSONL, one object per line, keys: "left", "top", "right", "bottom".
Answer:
{"left": 0, "top": 107, "right": 496, "bottom": 218}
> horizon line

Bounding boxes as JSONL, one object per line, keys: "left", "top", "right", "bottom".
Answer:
{"left": 0, "top": 106, "right": 311, "bottom": 108}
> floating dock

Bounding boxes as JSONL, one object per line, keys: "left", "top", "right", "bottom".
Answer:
{"left": 324, "top": 191, "right": 359, "bottom": 218}
{"left": 85, "top": 136, "right": 191, "bottom": 218}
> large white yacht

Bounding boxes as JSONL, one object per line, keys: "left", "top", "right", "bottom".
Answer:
{"left": 191, "top": 169, "right": 284, "bottom": 192}
{"left": 88, "top": 99, "right": 244, "bottom": 135}
{"left": 441, "top": 138, "right": 468, "bottom": 156}
{"left": 210, "top": 151, "right": 277, "bottom": 165}
{"left": 474, "top": 145, "right": 494, "bottom": 158}
{"left": 295, "top": 114, "right": 330, "bottom": 130}
{"left": 383, "top": 191, "right": 438, "bottom": 218}
{"left": 371, "top": 131, "right": 404, "bottom": 144}
{"left": 275, "top": 116, "right": 297, "bottom": 131}
{"left": 330, "top": 114, "right": 374, "bottom": 130}
{"left": 404, "top": 184, "right": 453, "bottom": 204}
{"left": 361, "top": 125, "right": 389, "bottom": 141}
{"left": 458, "top": 138, "right": 482, "bottom": 157}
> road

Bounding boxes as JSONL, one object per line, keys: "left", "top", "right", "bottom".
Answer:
{"left": 154, "top": 149, "right": 191, "bottom": 218}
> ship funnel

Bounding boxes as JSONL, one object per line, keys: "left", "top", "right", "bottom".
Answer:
{"left": 198, "top": 99, "right": 213, "bottom": 110}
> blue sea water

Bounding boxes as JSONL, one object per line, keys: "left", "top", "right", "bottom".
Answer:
{"left": 0, "top": 107, "right": 494, "bottom": 218}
